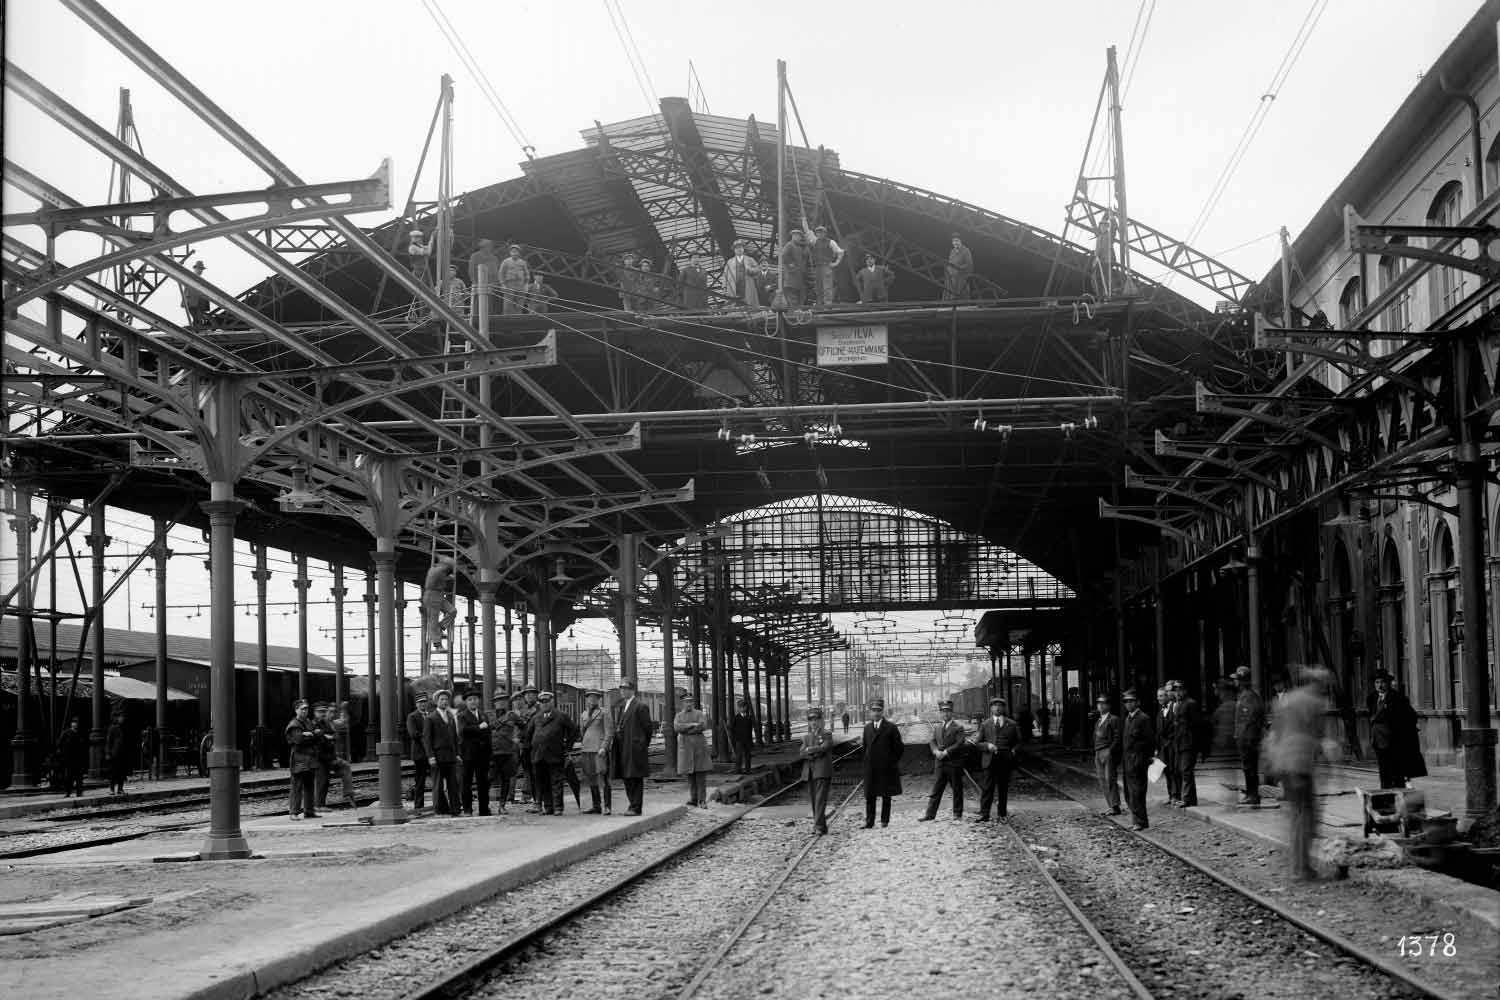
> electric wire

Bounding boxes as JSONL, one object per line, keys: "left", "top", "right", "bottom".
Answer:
{"left": 417, "top": 0, "right": 534, "bottom": 155}
{"left": 602, "top": 0, "right": 660, "bottom": 116}
{"left": 1176, "top": 0, "right": 1330, "bottom": 261}
{"left": 1118, "top": 0, "right": 1157, "bottom": 101}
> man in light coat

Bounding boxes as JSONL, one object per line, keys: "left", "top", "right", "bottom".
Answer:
{"left": 578, "top": 688, "right": 615, "bottom": 814}
{"left": 800, "top": 707, "right": 834, "bottom": 834}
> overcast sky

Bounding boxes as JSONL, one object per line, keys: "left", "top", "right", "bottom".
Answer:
{"left": 4, "top": 0, "right": 1487, "bottom": 691}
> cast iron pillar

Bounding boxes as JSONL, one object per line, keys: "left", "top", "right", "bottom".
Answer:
{"left": 479, "top": 578, "right": 498, "bottom": 707}
{"left": 294, "top": 553, "right": 311, "bottom": 700}
{"left": 332, "top": 565, "right": 348, "bottom": 709}
{"left": 368, "top": 548, "right": 408, "bottom": 825}
{"left": 1454, "top": 334, "right": 1497, "bottom": 821}
{"left": 658, "top": 564, "right": 678, "bottom": 775}
{"left": 7, "top": 486, "right": 41, "bottom": 785}
{"left": 395, "top": 598, "right": 407, "bottom": 678}
{"left": 251, "top": 543, "right": 271, "bottom": 768}
{"left": 752, "top": 646, "right": 766, "bottom": 745}
{"left": 519, "top": 608, "right": 531, "bottom": 688}
{"left": 87, "top": 501, "right": 110, "bottom": 779}
{"left": 364, "top": 568, "right": 378, "bottom": 760}
{"left": 152, "top": 517, "right": 171, "bottom": 775}
{"left": 502, "top": 603, "right": 514, "bottom": 694}
{"left": 199, "top": 490, "right": 251, "bottom": 859}
{"left": 618, "top": 533, "right": 640, "bottom": 686}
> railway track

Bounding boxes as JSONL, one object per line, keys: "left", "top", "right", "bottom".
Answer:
{"left": 1012, "top": 765, "right": 1465, "bottom": 1000}
{"left": 0, "top": 773, "right": 407, "bottom": 860}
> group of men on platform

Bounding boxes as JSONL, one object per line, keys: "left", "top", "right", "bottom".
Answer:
{"left": 283, "top": 700, "right": 357, "bottom": 820}
{"left": 400, "top": 678, "right": 654, "bottom": 819}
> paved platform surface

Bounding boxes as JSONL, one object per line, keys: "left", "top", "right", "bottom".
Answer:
{"left": 0, "top": 735, "right": 825, "bottom": 1000}
{"left": 1032, "top": 744, "right": 1500, "bottom": 934}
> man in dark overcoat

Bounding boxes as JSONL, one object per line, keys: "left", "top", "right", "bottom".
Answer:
{"left": 406, "top": 693, "right": 432, "bottom": 810}
{"left": 423, "top": 689, "right": 462, "bottom": 816}
{"left": 612, "top": 678, "right": 655, "bottom": 815}
{"left": 285, "top": 700, "right": 320, "bottom": 820}
{"left": 457, "top": 691, "right": 493, "bottom": 816}
{"left": 527, "top": 691, "right": 579, "bottom": 815}
{"left": 1121, "top": 689, "right": 1155, "bottom": 831}
{"left": 1171, "top": 680, "right": 1203, "bottom": 807}
{"left": 861, "top": 698, "right": 904, "bottom": 828}
{"left": 1368, "top": 670, "right": 1426, "bottom": 789}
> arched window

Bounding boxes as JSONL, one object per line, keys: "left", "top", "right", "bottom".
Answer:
{"left": 1379, "top": 536, "right": 1408, "bottom": 690}
{"left": 1378, "top": 237, "right": 1411, "bottom": 338}
{"left": 1487, "top": 133, "right": 1500, "bottom": 198}
{"left": 1427, "top": 181, "right": 1466, "bottom": 321}
{"left": 1338, "top": 275, "right": 1365, "bottom": 328}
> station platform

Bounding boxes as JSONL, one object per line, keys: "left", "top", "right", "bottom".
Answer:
{"left": 1029, "top": 745, "right": 1500, "bottom": 935}
{"left": 0, "top": 734, "right": 830, "bottom": 1000}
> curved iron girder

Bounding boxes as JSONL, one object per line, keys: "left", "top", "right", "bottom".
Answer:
{"left": 497, "top": 481, "right": 697, "bottom": 563}
{"left": 1121, "top": 466, "right": 1234, "bottom": 519}
{"left": 1097, "top": 498, "right": 1197, "bottom": 543}
{"left": 1194, "top": 381, "right": 1346, "bottom": 456}
{"left": 1153, "top": 430, "right": 1283, "bottom": 492}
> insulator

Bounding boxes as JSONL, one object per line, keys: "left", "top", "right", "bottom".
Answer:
{"left": 973, "top": 418, "right": 987, "bottom": 432}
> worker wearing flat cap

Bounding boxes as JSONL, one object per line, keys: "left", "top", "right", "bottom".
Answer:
{"left": 498, "top": 242, "right": 530, "bottom": 315}
{"left": 525, "top": 692, "right": 578, "bottom": 815}
{"left": 612, "top": 678, "right": 654, "bottom": 815}
{"left": 180, "top": 260, "right": 212, "bottom": 330}
{"left": 921, "top": 699, "right": 969, "bottom": 821}
{"left": 976, "top": 697, "right": 1022, "bottom": 821}
{"left": 809, "top": 224, "right": 843, "bottom": 307}
{"left": 778, "top": 226, "right": 811, "bottom": 307}
{"left": 943, "top": 233, "right": 972, "bottom": 301}
{"left": 799, "top": 706, "right": 834, "bottom": 834}
{"left": 860, "top": 697, "right": 904, "bottom": 828}
{"left": 516, "top": 683, "right": 542, "bottom": 811}
{"left": 578, "top": 688, "right": 615, "bottom": 814}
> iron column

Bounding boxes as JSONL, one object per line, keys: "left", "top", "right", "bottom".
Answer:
{"left": 369, "top": 547, "right": 407, "bottom": 825}
{"left": 87, "top": 501, "right": 110, "bottom": 778}
{"left": 199, "top": 488, "right": 250, "bottom": 859}
{"left": 479, "top": 579, "right": 498, "bottom": 707}
{"left": 364, "top": 567, "right": 378, "bottom": 760}
{"left": 252, "top": 543, "right": 270, "bottom": 767}
{"left": 294, "top": 553, "right": 311, "bottom": 701}
{"left": 7, "top": 486, "right": 40, "bottom": 785}
{"left": 659, "top": 564, "right": 678, "bottom": 775}
{"left": 332, "top": 564, "right": 347, "bottom": 709}
{"left": 153, "top": 517, "right": 170, "bottom": 774}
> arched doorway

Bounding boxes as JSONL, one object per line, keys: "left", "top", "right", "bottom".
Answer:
{"left": 1428, "top": 522, "right": 1457, "bottom": 713}
{"left": 1378, "top": 534, "right": 1408, "bottom": 690}
{"left": 1328, "top": 536, "right": 1361, "bottom": 756}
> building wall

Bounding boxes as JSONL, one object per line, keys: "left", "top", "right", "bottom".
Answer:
{"left": 1279, "top": 22, "right": 1500, "bottom": 764}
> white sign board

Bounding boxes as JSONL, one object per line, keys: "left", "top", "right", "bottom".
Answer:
{"left": 816, "top": 325, "right": 888, "bottom": 366}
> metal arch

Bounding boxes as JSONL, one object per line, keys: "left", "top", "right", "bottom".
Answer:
{"left": 1121, "top": 467, "right": 1235, "bottom": 519}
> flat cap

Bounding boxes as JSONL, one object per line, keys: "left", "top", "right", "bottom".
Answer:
{"left": 537, "top": 691, "right": 555, "bottom": 701}
{"left": 868, "top": 698, "right": 884, "bottom": 710}
{"left": 938, "top": 700, "right": 954, "bottom": 711}
{"left": 806, "top": 707, "right": 823, "bottom": 719}
{"left": 584, "top": 688, "right": 604, "bottom": 698}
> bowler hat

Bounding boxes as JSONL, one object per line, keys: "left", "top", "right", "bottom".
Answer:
{"left": 491, "top": 691, "right": 506, "bottom": 702}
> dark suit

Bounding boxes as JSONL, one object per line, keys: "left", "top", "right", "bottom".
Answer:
{"left": 528, "top": 708, "right": 579, "bottom": 814}
{"left": 1158, "top": 702, "right": 1178, "bottom": 802}
{"left": 1122, "top": 708, "right": 1155, "bottom": 828}
{"left": 1368, "top": 687, "right": 1425, "bottom": 789}
{"left": 612, "top": 696, "right": 654, "bottom": 814}
{"left": 406, "top": 708, "right": 431, "bottom": 808}
{"left": 1235, "top": 687, "right": 1266, "bottom": 803}
{"left": 1094, "top": 712, "right": 1123, "bottom": 812}
{"left": 923, "top": 718, "right": 969, "bottom": 819}
{"left": 730, "top": 711, "right": 756, "bottom": 772}
{"left": 423, "top": 708, "right": 462, "bottom": 815}
{"left": 457, "top": 707, "right": 493, "bottom": 815}
{"left": 1173, "top": 697, "right": 1203, "bottom": 806}
{"left": 976, "top": 715, "right": 1022, "bottom": 820}
{"left": 861, "top": 719, "right": 904, "bottom": 827}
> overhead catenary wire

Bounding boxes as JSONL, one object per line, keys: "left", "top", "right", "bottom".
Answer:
{"left": 417, "top": 0, "right": 535, "bottom": 157}
{"left": 1118, "top": 0, "right": 1158, "bottom": 102}
{"left": 1176, "top": 0, "right": 1330, "bottom": 260}
{"left": 602, "top": 0, "right": 660, "bottom": 117}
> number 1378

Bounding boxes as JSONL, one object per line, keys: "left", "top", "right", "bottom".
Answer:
{"left": 1398, "top": 934, "right": 1455, "bottom": 958}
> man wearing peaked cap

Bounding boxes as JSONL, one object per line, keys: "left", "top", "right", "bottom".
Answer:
{"left": 799, "top": 707, "right": 834, "bottom": 834}
{"left": 861, "top": 697, "right": 903, "bottom": 828}
{"left": 921, "top": 699, "right": 968, "bottom": 821}
{"left": 407, "top": 694, "right": 433, "bottom": 811}
{"left": 976, "top": 697, "right": 1021, "bottom": 822}
{"left": 578, "top": 688, "right": 614, "bottom": 814}
{"left": 1120, "top": 689, "right": 1155, "bottom": 830}
{"left": 527, "top": 691, "right": 577, "bottom": 815}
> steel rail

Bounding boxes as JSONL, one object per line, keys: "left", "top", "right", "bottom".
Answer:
{"left": 673, "top": 762, "right": 867, "bottom": 999}
{"left": 1018, "top": 763, "right": 1464, "bottom": 1000}
{"left": 395, "top": 738, "right": 870, "bottom": 1000}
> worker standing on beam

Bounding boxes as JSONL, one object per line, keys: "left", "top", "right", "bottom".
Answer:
{"left": 181, "top": 260, "right": 211, "bottom": 330}
{"left": 498, "top": 244, "right": 531, "bottom": 315}
{"left": 943, "top": 233, "right": 972, "bottom": 300}
{"left": 779, "top": 228, "right": 810, "bottom": 307}
{"left": 809, "top": 225, "right": 843, "bottom": 307}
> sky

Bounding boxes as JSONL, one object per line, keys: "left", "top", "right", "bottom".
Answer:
{"left": 2, "top": 0, "right": 1488, "bottom": 696}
